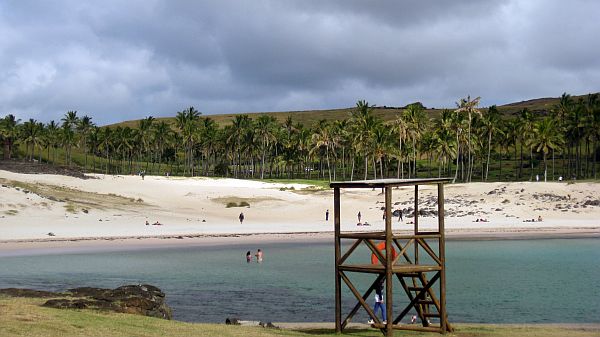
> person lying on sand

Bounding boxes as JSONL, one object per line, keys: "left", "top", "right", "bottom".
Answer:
{"left": 474, "top": 218, "right": 489, "bottom": 222}
{"left": 152, "top": 221, "right": 162, "bottom": 226}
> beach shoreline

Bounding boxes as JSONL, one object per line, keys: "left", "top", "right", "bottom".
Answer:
{"left": 2, "top": 169, "right": 600, "bottom": 256}
{"left": 1, "top": 226, "right": 598, "bottom": 257}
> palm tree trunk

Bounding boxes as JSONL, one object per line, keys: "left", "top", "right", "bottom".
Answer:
{"left": 530, "top": 147, "right": 534, "bottom": 181}
{"left": 486, "top": 130, "right": 492, "bottom": 181}
{"left": 372, "top": 157, "right": 377, "bottom": 179}
{"left": 519, "top": 142, "right": 523, "bottom": 179}
{"left": 543, "top": 152, "right": 547, "bottom": 182}
{"left": 552, "top": 149, "right": 555, "bottom": 181}
{"left": 467, "top": 113, "right": 471, "bottom": 182}
{"left": 326, "top": 147, "right": 332, "bottom": 182}
{"left": 498, "top": 149, "right": 502, "bottom": 181}
{"left": 397, "top": 137, "right": 402, "bottom": 179}
{"left": 350, "top": 155, "right": 355, "bottom": 181}
{"left": 409, "top": 136, "right": 417, "bottom": 178}
{"left": 341, "top": 147, "right": 346, "bottom": 180}
{"left": 261, "top": 145, "right": 266, "bottom": 179}
{"left": 452, "top": 136, "right": 460, "bottom": 184}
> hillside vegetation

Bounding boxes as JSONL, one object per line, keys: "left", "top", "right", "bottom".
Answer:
{"left": 107, "top": 94, "right": 590, "bottom": 129}
{"left": 1, "top": 92, "right": 599, "bottom": 184}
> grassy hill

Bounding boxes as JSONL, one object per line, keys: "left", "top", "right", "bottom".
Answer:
{"left": 1, "top": 296, "right": 598, "bottom": 337}
{"left": 105, "top": 93, "right": 597, "bottom": 128}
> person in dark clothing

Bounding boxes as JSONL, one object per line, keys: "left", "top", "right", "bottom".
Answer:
{"left": 369, "top": 280, "right": 386, "bottom": 324}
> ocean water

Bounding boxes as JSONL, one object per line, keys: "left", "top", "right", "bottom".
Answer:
{"left": 0, "top": 238, "right": 598, "bottom": 324}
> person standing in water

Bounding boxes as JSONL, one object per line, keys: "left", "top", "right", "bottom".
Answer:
{"left": 255, "top": 249, "right": 263, "bottom": 262}
{"left": 246, "top": 251, "right": 252, "bottom": 263}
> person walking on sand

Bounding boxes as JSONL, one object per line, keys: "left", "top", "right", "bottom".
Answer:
{"left": 255, "top": 249, "right": 263, "bottom": 262}
{"left": 325, "top": 209, "right": 329, "bottom": 221}
{"left": 239, "top": 212, "right": 245, "bottom": 224}
{"left": 246, "top": 251, "right": 252, "bottom": 263}
{"left": 368, "top": 280, "right": 386, "bottom": 324}
{"left": 357, "top": 211, "right": 362, "bottom": 223}
{"left": 398, "top": 209, "right": 403, "bottom": 222}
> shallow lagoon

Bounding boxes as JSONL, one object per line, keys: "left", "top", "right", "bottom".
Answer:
{"left": 1, "top": 238, "right": 598, "bottom": 323}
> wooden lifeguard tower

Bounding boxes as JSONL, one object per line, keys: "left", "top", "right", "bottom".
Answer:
{"left": 330, "top": 178, "right": 452, "bottom": 336}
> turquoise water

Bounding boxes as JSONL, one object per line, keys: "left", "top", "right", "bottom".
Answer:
{"left": 0, "top": 239, "right": 598, "bottom": 323}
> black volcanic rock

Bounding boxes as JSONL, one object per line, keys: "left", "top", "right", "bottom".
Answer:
{"left": 0, "top": 288, "right": 59, "bottom": 298}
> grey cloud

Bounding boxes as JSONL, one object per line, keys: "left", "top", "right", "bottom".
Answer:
{"left": 0, "top": 0, "right": 599, "bottom": 125}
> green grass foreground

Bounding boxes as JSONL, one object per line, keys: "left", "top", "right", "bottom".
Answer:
{"left": 1, "top": 297, "right": 597, "bottom": 337}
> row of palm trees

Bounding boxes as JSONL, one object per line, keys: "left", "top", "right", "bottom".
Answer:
{"left": 1, "top": 93, "right": 599, "bottom": 182}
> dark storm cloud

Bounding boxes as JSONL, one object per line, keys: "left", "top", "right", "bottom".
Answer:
{"left": 0, "top": 0, "right": 598, "bottom": 125}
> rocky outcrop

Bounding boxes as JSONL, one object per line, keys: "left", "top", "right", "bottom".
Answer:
{"left": 0, "top": 288, "right": 58, "bottom": 298}
{"left": 1, "top": 284, "right": 172, "bottom": 320}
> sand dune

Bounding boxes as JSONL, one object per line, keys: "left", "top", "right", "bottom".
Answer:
{"left": 1, "top": 170, "right": 599, "bottom": 246}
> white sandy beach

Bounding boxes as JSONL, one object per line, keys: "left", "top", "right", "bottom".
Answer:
{"left": 1, "top": 169, "right": 599, "bottom": 252}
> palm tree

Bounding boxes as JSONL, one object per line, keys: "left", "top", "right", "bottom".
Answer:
{"left": 87, "top": 126, "right": 100, "bottom": 173}
{"left": 481, "top": 105, "right": 502, "bottom": 180}
{"left": 455, "top": 96, "right": 481, "bottom": 182}
{"left": 21, "top": 119, "right": 41, "bottom": 161}
{"left": 311, "top": 120, "right": 336, "bottom": 182}
{"left": 581, "top": 93, "right": 599, "bottom": 178}
{"left": 392, "top": 110, "right": 409, "bottom": 179}
{"left": 61, "top": 124, "right": 76, "bottom": 166}
{"left": 451, "top": 112, "right": 466, "bottom": 183}
{"left": 227, "top": 115, "right": 251, "bottom": 178}
{"left": 199, "top": 118, "right": 218, "bottom": 176}
{"left": 295, "top": 125, "right": 312, "bottom": 179}
{"left": 61, "top": 111, "right": 79, "bottom": 165}
{"left": 45, "top": 121, "right": 60, "bottom": 164}
{"left": 1, "top": 114, "right": 21, "bottom": 160}
{"left": 403, "top": 103, "right": 428, "bottom": 178}
{"left": 61, "top": 111, "right": 79, "bottom": 129}
{"left": 517, "top": 108, "right": 535, "bottom": 180}
{"left": 152, "top": 121, "right": 172, "bottom": 175}
{"left": 530, "top": 117, "right": 564, "bottom": 181}
{"left": 350, "top": 100, "right": 379, "bottom": 180}
{"left": 254, "top": 115, "right": 277, "bottom": 179}
{"left": 138, "top": 116, "right": 155, "bottom": 172}
{"left": 77, "top": 115, "right": 94, "bottom": 171}
{"left": 434, "top": 110, "right": 456, "bottom": 177}
{"left": 175, "top": 107, "right": 201, "bottom": 175}
{"left": 371, "top": 124, "right": 391, "bottom": 178}
{"left": 98, "top": 127, "right": 114, "bottom": 174}
{"left": 585, "top": 94, "right": 600, "bottom": 178}
{"left": 331, "top": 119, "right": 350, "bottom": 180}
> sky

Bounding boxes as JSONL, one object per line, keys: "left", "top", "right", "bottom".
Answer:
{"left": 1, "top": 0, "right": 599, "bottom": 125}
